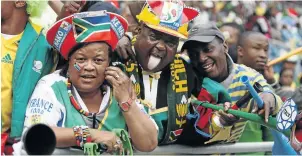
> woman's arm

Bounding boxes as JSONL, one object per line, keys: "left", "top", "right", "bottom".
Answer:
{"left": 122, "top": 100, "right": 158, "bottom": 152}
{"left": 105, "top": 66, "right": 158, "bottom": 152}
{"left": 51, "top": 127, "right": 77, "bottom": 147}
{"left": 52, "top": 127, "right": 120, "bottom": 151}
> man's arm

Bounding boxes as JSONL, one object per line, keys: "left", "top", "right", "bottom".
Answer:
{"left": 48, "top": 1, "right": 64, "bottom": 15}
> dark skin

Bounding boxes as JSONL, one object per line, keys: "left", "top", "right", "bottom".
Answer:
{"left": 186, "top": 38, "right": 277, "bottom": 123}
{"left": 53, "top": 42, "right": 157, "bottom": 152}
{"left": 1, "top": 1, "right": 28, "bottom": 35}
{"left": 186, "top": 38, "right": 229, "bottom": 83}
{"left": 68, "top": 43, "right": 110, "bottom": 112}
{"left": 237, "top": 32, "right": 276, "bottom": 84}
{"left": 133, "top": 24, "right": 179, "bottom": 72}
{"left": 280, "top": 69, "right": 294, "bottom": 87}
{"left": 237, "top": 33, "right": 269, "bottom": 74}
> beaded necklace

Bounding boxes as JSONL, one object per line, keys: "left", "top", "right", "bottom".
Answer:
{"left": 66, "top": 78, "right": 94, "bottom": 116}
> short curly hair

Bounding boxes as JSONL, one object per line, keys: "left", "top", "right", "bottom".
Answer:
{"left": 26, "top": 1, "right": 48, "bottom": 18}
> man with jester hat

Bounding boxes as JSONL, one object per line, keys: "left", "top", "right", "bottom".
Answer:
{"left": 1, "top": 1, "right": 56, "bottom": 154}
{"left": 114, "top": 0, "right": 232, "bottom": 145}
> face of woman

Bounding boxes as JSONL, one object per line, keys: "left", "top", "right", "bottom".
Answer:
{"left": 68, "top": 42, "right": 110, "bottom": 93}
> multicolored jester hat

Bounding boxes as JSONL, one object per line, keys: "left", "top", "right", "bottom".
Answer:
{"left": 191, "top": 75, "right": 299, "bottom": 155}
{"left": 136, "top": 0, "right": 199, "bottom": 39}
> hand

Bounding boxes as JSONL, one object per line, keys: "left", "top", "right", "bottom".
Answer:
{"left": 115, "top": 36, "right": 136, "bottom": 61}
{"left": 60, "top": 1, "right": 86, "bottom": 16}
{"left": 263, "top": 65, "right": 276, "bottom": 84}
{"left": 217, "top": 102, "right": 239, "bottom": 126}
{"left": 251, "top": 92, "right": 275, "bottom": 123}
{"left": 89, "top": 129, "right": 123, "bottom": 154}
{"left": 105, "top": 66, "right": 134, "bottom": 103}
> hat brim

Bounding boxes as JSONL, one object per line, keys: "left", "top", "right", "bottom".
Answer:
{"left": 145, "top": 23, "right": 188, "bottom": 39}
{"left": 181, "top": 35, "right": 215, "bottom": 51}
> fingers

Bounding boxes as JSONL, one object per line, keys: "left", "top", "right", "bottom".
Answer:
{"left": 105, "top": 67, "right": 126, "bottom": 78}
{"left": 251, "top": 100, "right": 259, "bottom": 113}
{"left": 114, "top": 138, "right": 123, "bottom": 155}
{"left": 121, "top": 47, "right": 129, "bottom": 60}
{"left": 126, "top": 45, "right": 136, "bottom": 61}
{"left": 105, "top": 67, "right": 129, "bottom": 87}
{"left": 115, "top": 36, "right": 134, "bottom": 60}
{"left": 264, "top": 102, "right": 270, "bottom": 123}
{"left": 65, "top": 1, "right": 81, "bottom": 13}
{"left": 101, "top": 140, "right": 114, "bottom": 153}
{"left": 218, "top": 110, "right": 238, "bottom": 126}
{"left": 224, "top": 102, "right": 232, "bottom": 111}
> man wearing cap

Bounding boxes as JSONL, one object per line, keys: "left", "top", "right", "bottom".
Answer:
{"left": 181, "top": 22, "right": 282, "bottom": 146}
{"left": 1, "top": 1, "right": 56, "bottom": 153}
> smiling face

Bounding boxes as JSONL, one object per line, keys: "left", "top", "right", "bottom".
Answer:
{"left": 68, "top": 42, "right": 110, "bottom": 93}
{"left": 238, "top": 33, "right": 269, "bottom": 73}
{"left": 134, "top": 24, "right": 179, "bottom": 72}
{"left": 186, "top": 38, "right": 229, "bottom": 82}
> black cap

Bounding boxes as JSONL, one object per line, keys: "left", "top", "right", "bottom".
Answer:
{"left": 182, "top": 22, "right": 225, "bottom": 50}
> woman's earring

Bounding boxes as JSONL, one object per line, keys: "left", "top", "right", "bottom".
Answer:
{"left": 15, "top": 0, "right": 26, "bottom": 8}
{"left": 66, "top": 71, "right": 70, "bottom": 78}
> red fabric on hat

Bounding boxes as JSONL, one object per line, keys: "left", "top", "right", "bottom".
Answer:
{"left": 46, "top": 11, "right": 128, "bottom": 60}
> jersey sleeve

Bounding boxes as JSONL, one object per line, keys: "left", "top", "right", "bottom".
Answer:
{"left": 23, "top": 78, "right": 65, "bottom": 130}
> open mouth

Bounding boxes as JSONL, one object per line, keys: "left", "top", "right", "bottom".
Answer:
{"left": 147, "top": 55, "right": 161, "bottom": 70}
{"left": 81, "top": 75, "right": 96, "bottom": 79}
{"left": 202, "top": 62, "right": 214, "bottom": 72}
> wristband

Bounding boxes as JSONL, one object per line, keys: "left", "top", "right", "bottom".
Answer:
{"left": 73, "top": 125, "right": 92, "bottom": 148}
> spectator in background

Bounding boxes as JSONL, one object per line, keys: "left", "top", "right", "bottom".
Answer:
{"left": 245, "top": 11, "right": 272, "bottom": 38}
{"left": 283, "top": 55, "right": 298, "bottom": 71}
{"left": 236, "top": 31, "right": 275, "bottom": 155}
{"left": 1, "top": 1, "right": 56, "bottom": 154}
{"left": 219, "top": 22, "right": 244, "bottom": 63}
{"left": 237, "top": 32, "right": 273, "bottom": 82}
{"left": 275, "top": 68, "right": 295, "bottom": 101}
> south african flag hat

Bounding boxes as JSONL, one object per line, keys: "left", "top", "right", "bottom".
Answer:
{"left": 46, "top": 10, "right": 128, "bottom": 59}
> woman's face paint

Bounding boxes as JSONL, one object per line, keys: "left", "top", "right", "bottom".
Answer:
{"left": 74, "top": 62, "right": 81, "bottom": 71}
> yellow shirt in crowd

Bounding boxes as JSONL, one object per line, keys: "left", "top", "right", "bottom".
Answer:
{"left": 1, "top": 33, "right": 23, "bottom": 133}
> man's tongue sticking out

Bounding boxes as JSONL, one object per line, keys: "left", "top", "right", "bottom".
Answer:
{"left": 147, "top": 55, "right": 161, "bottom": 70}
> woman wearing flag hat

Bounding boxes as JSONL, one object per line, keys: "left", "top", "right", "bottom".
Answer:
{"left": 17, "top": 10, "right": 158, "bottom": 154}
